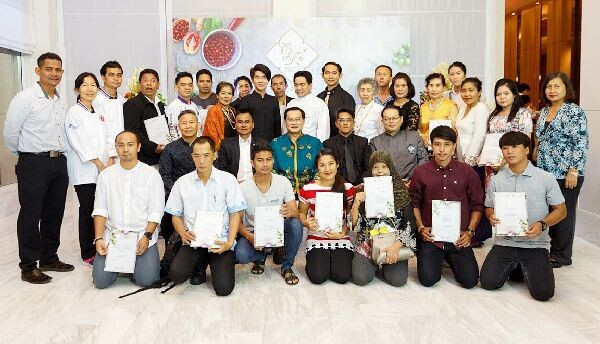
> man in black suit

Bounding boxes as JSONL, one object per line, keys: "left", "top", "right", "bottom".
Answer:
{"left": 317, "top": 62, "right": 356, "bottom": 136}
{"left": 123, "top": 68, "right": 166, "bottom": 166}
{"left": 323, "top": 108, "right": 371, "bottom": 185}
{"left": 215, "top": 109, "right": 267, "bottom": 182}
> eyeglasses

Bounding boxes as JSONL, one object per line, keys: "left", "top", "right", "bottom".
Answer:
{"left": 382, "top": 117, "right": 401, "bottom": 122}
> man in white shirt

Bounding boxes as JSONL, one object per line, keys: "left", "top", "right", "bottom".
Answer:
{"left": 235, "top": 143, "right": 304, "bottom": 285}
{"left": 286, "top": 71, "right": 330, "bottom": 141}
{"left": 166, "top": 136, "right": 246, "bottom": 296}
{"left": 91, "top": 130, "right": 165, "bottom": 289}
{"left": 93, "top": 61, "right": 126, "bottom": 145}
{"left": 165, "top": 71, "right": 203, "bottom": 141}
{"left": 214, "top": 110, "right": 268, "bottom": 183}
{"left": 4, "top": 52, "right": 73, "bottom": 284}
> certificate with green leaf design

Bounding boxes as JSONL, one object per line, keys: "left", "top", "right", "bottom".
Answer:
{"left": 431, "top": 200, "right": 461, "bottom": 242}
{"left": 494, "top": 192, "right": 528, "bottom": 236}
{"left": 364, "top": 176, "right": 395, "bottom": 219}
{"left": 104, "top": 230, "right": 137, "bottom": 273}
{"left": 192, "top": 210, "right": 223, "bottom": 249}
{"left": 315, "top": 192, "right": 343, "bottom": 233}
{"left": 254, "top": 205, "right": 284, "bottom": 248}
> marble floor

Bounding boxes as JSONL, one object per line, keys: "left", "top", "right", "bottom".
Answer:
{"left": 1, "top": 183, "right": 600, "bottom": 344}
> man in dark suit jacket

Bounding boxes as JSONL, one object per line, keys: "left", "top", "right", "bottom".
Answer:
{"left": 317, "top": 62, "right": 356, "bottom": 136}
{"left": 215, "top": 109, "right": 268, "bottom": 181}
{"left": 323, "top": 108, "right": 372, "bottom": 185}
{"left": 123, "top": 68, "right": 166, "bottom": 166}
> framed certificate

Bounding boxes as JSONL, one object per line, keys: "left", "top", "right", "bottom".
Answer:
{"left": 364, "top": 176, "right": 395, "bottom": 219}
{"left": 431, "top": 200, "right": 461, "bottom": 243}
{"left": 494, "top": 192, "right": 528, "bottom": 236}
{"left": 191, "top": 210, "right": 223, "bottom": 249}
{"left": 254, "top": 205, "right": 285, "bottom": 248}
{"left": 144, "top": 115, "right": 171, "bottom": 145}
{"left": 104, "top": 230, "right": 138, "bottom": 273}
{"left": 315, "top": 192, "right": 343, "bottom": 232}
{"left": 477, "top": 133, "right": 504, "bottom": 166}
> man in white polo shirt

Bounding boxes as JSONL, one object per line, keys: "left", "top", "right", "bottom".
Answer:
{"left": 91, "top": 130, "right": 165, "bottom": 289}
{"left": 166, "top": 136, "right": 246, "bottom": 296}
{"left": 4, "top": 52, "right": 73, "bottom": 284}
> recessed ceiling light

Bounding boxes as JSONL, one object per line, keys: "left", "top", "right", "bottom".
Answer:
{"left": 511, "top": 12, "right": 516, "bottom": 16}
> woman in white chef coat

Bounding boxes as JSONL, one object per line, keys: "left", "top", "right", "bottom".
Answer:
{"left": 65, "top": 72, "right": 116, "bottom": 265}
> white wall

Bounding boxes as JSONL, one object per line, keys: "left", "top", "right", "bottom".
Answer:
{"left": 578, "top": 0, "right": 600, "bottom": 217}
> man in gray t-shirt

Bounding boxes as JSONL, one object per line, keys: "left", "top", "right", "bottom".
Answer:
{"left": 234, "top": 142, "right": 304, "bottom": 285}
{"left": 480, "top": 132, "right": 566, "bottom": 301}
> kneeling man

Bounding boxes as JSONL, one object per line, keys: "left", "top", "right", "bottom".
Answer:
{"left": 92, "top": 130, "right": 165, "bottom": 288}
{"left": 480, "top": 132, "right": 566, "bottom": 301}
{"left": 166, "top": 136, "right": 246, "bottom": 296}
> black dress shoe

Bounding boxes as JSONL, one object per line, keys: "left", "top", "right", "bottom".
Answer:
{"left": 272, "top": 247, "right": 284, "bottom": 265}
{"left": 39, "top": 260, "right": 75, "bottom": 272}
{"left": 550, "top": 259, "right": 563, "bottom": 269}
{"left": 190, "top": 272, "right": 206, "bottom": 285}
{"left": 21, "top": 269, "right": 52, "bottom": 284}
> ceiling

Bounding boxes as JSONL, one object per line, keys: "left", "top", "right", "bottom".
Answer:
{"left": 505, "top": 0, "right": 540, "bottom": 15}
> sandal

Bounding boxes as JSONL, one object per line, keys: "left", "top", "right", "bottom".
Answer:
{"left": 281, "top": 268, "right": 299, "bottom": 285}
{"left": 251, "top": 261, "right": 265, "bottom": 274}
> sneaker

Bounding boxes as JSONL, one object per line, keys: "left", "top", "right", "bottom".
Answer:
{"left": 83, "top": 257, "right": 95, "bottom": 266}
{"left": 21, "top": 269, "right": 52, "bottom": 284}
{"left": 39, "top": 260, "right": 75, "bottom": 272}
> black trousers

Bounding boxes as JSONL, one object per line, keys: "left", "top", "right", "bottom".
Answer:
{"left": 305, "top": 248, "right": 353, "bottom": 285}
{"left": 480, "top": 245, "right": 554, "bottom": 301}
{"left": 16, "top": 155, "right": 69, "bottom": 271}
{"left": 160, "top": 213, "right": 175, "bottom": 243}
{"left": 74, "top": 183, "right": 96, "bottom": 260}
{"left": 550, "top": 177, "right": 584, "bottom": 265}
{"left": 169, "top": 245, "right": 235, "bottom": 296}
{"left": 417, "top": 241, "right": 479, "bottom": 288}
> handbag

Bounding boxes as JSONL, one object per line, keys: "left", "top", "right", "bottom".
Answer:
{"left": 370, "top": 231, "right": 414, "bottom": 265}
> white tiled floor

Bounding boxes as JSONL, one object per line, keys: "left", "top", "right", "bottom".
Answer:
{"left": 1, "top": 184, "right": 600, "bottom": 343}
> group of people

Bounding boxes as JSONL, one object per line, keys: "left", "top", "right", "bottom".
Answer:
{"left": 3, "top": 52, "right": 588, "bottom": 301}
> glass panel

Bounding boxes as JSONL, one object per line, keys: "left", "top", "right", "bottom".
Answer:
{"left": 0, "top": 48, "right": 22, "bottom": 185}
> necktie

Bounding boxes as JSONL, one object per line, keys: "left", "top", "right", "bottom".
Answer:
{"left": 344, "top": 139, "right": 357, "bottom": 184}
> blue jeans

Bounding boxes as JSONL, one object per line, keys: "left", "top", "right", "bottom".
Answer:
{"left": 92, "top": 244, "right": 160, "bottom": 289}
{"left": 235, "top": 217, "right": 303, "bottom": 270}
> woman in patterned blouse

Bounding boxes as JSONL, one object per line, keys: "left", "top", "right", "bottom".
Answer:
{"left": 202, "top": 82, "right": 237, "bottom": 150}
{"left": 351, "top": 151, "right": 416, "bottom": 287}
{"left": 387, "top": 72, "right": 420, "bottom": 131}
{"left": 534, "top": 72, "right": 589, "bottom": 268}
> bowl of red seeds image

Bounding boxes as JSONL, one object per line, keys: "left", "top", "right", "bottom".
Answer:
{"left": 201, "top": 29, "right": 242, "bottom": 70}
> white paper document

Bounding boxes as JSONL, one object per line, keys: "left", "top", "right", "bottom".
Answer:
{"left": 144, "top": 115, "right": 171, "bottom": 145}
{"left": 315, "top": 192, "right": 343, "bottom": 232}
{"left": 494, "top": 192, "right": 528, "bottom": 236}
{"left": 364, "top": 176, "right": 395, "bottom": 218}
{"left": 196, "top": 109, "right": 208, "bottom": 134}
{"left": 254, "top": 205, "right": 285, "bottom": 248}
{"left": 431, "top": 200, "right": 461, "bottom": 242}
{"left": 477, "top": 133, "right": 504, "bottom": 166}
{"left": 104, "top": 230, "right": 138, "bottom": 273}
{"left": 428, "top": 119, "right": 453, "bottom": 138}
{"left": 191, "top": 210, "right": 223, "bottom": 249}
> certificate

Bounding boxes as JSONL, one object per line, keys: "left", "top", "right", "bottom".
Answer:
{"left": 477, "top": 133, "right": 504, "bottom": 166}
{"left": 315, "top": 192, "right": 343, "bottom": 232}
{"left": 144, "top": 115, "right": 171, "bottom": 145}
{"left": 431, "top": 200, "right": 461, "bottom": 242}
{"left": 428, "top": 119, "right": 453, "bottom": 138}
{"left": 494, "top": 192, "right": 528, "bottom": 236}
{"left": 104, "top": 230, "right": 138, "bottom": 273}
{"left": 254, "top": 205, "right": 285, "bottom": 248}
{"left": 191, "top": 210, "right": 223, "bottom": 249}
{"left": 364, "top": 176, "right": 395, "bottom": 218}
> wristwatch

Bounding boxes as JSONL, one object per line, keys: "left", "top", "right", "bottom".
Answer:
{"left": 93, "top": 237, "right": 104, "bottom": 245}
{"left": 537, "top": 220, "right": 548, "bottom": 232}
{"left": 144, "top": 231, "right": 153, "bottom": 240}
{"left": 466, "top": 228, "right": 476, "bottom": 236}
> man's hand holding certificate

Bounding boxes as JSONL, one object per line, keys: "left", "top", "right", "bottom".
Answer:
{"left": 494, "top": 192, "right": 528, "bottom": 236}
{"left": 431, "top": 200, "right": 461, "bottom": 243}
{"left": 254, "top": 205, "right": 285, "bottom": 248}
{"left": 192, "top": 210, "right": 224, "bottom": 249}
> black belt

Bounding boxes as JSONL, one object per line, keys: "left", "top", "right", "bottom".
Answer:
{"left": 19, "top": 151, "right": 63, "bottom": 158}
